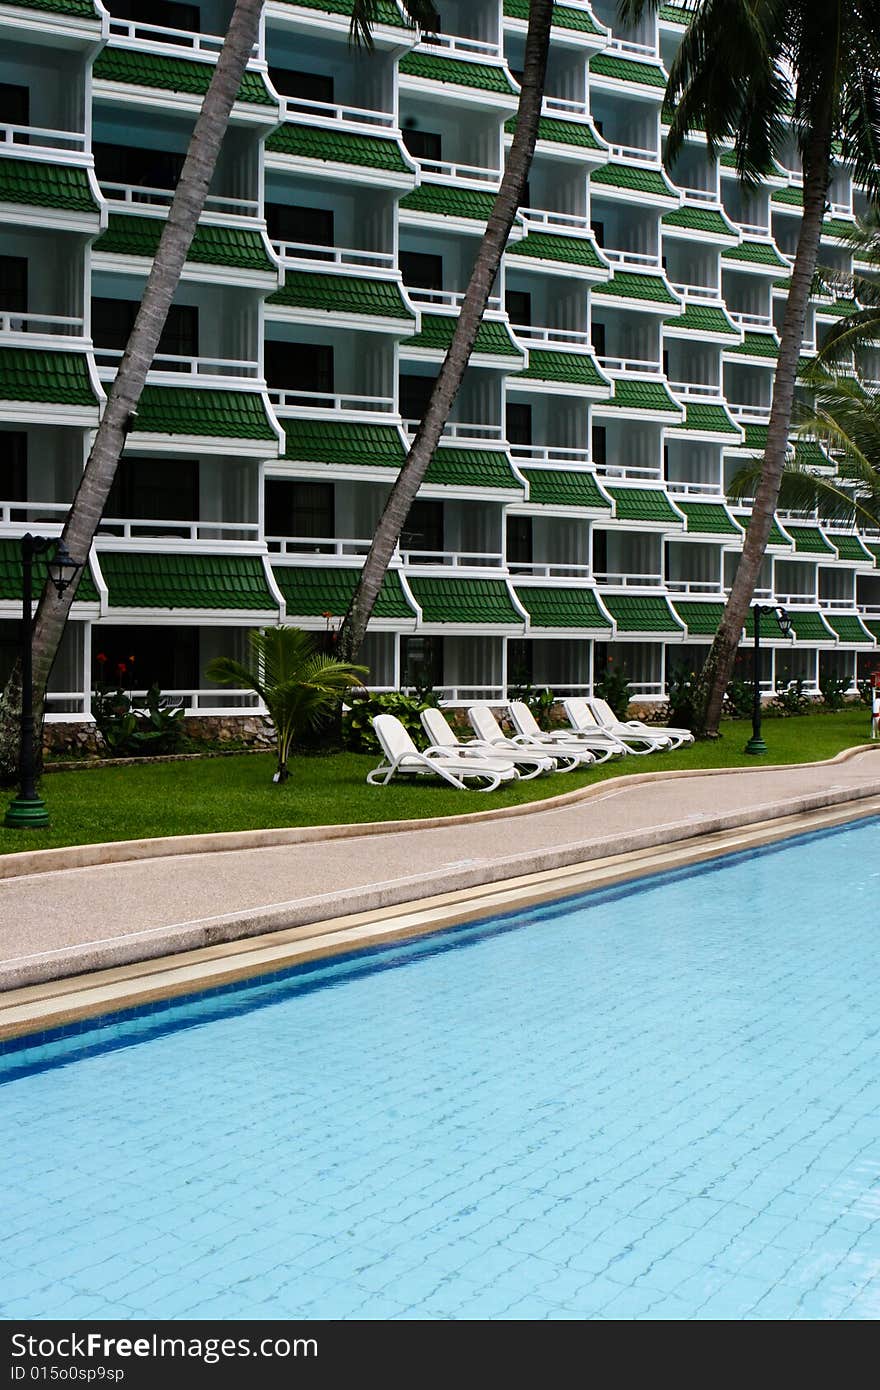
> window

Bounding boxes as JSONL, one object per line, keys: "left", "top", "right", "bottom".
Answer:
{"left": 0, "top": 84, "right": 28, "bottom": 128}
{"left": 399, "top": 251, "right": 443, "bottom": 290}
{"left": 402, "top": 634, "right": 443, "bottom": 688}
{"left": 0, "top": 431, "right": 27, "bottom": 503}
{"left": 507, "top": 638, "right": 533, "bottom": 686}
{"left": 592, "top": 423, "right": 607, "bottom": 467}
{"left": 265, "top": 341, "right": 333, "bottom": 398}
{"left": 506, "top": 515, "right": 533, "bottom": 567}
{"left": 103, "top": 457, "right": 198, "bottom": 530}
{"left": 268, "top": 68, "right": 333, "bottom": 104}
{"left": 266, "top": 203, "right": 334, "bottom": 249}
{"left": 401, "top": 499, "right": 443, "bottom": 557}
{"left": 399, "top": 373, "right": 436, "bottom": 421}
{"left": 111, "top": 0, "right": 200, "bottom": 29}
{"left": 159, "top": 304, "right": 199, "bottom": 361}
{"left": 506, "top": 290, "right": 532, "bottom": 326}
{"left": 93, "top": 142, "right": 184, "bottom": 191}
{"left": 519, "top": 180, "right": 531, "bottom": 209}
{"left": 92, "top": 300, "right": 198, "bottom": 361}
{"left": 594, "top": 118, "right": 604, "bottom": 137}
{"left": 0, "top": 256, "right": 27, "bottom": 315}
{"left": 94, "top": 626, "right": 198, "bottom": 693}
{"left": 265, "top": 480, "right": 334, "bottom": 543}
{"left": 506, "top": 402, "right": 532, "bottom": 446}
{"left": 662, "top": 349, "right": 670, "bottom": 377}
{"left": 592, "top": 529, "right": 608, "bottom": 574}
{"left": 402, "top": 127, "right": 442, "bottom": 162}
{"left": 591, "top": 320, "right": 606, "bottom": 359}
{"left": 592, "top": 219, "right": 604, "bottom": 248}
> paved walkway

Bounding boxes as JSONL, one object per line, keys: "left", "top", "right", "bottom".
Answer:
{"left": 2, "top": 748, "right": 879, "bottom": 990}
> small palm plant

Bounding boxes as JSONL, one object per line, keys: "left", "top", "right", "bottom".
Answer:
{"left": 205, "top": 627, "right": 367, "bottom": 782}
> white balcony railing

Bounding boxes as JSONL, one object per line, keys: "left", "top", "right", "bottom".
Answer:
{"left": 419, "top": 31, "right": 502, "bottom": 60}
{"left": 413, "top": 157, "right": 500, "bottom": 184}
{"left": 678, "top": 185, "right": 719, "bottom": 204}
{"left": 828, "top": 200, "right": 853, "bottom": 218}
{"left": 668, "top": 381, "right": 722, "bottom": 398}
{"left": 109, "top": 687, "right": 263, "bottom": 713}
{"left": 737, "top": 221, "right": 771, "bottom": 237}
{"left": 775, "top": 592, "right": 818, "bottom": 606}
{"left": 665, "top": 579, "right": 725, "bottom": 594}
{"left": 602, "top": 247, "right": 662, "bottom": 269}
{"left": 666, "top": 480, "right": 723, "bottom": 497}
{"left": 268, "top": 537, "right": 372, "bottom": 558}
{"left": 606, "top": 141, "right": 659, "bottom": 164}
{"left": 820, "top": 596, "right": 859, "bottom": 610}
{"left": 0, "top": 311, "right": 85, "bottom": 338}
{"left": 606, "top": 35, "right": 658, "bottom": 57}
{"left": 269, "top": 389, "right": 395, "bottom": 414}
{"left": 670, "top": 281, "right": 721, "bottom": 301}
{"left": 595, "top": 571, "right": 664, "bottom": 587}
{"left": 0, "top": 500, "right": 69, "bottom": 527}
{"left": 101, "top": 182, "right": 260, "bottom": 220}
{"left": 403, "top": 419, "right": 504, "bottom": 441}
{"left": 279, "top": 94, "right": 395, "bottom": 130}
{"left": 96, "top": 349, "right": 260, "bottom": 380}
{"left": 107, "top": 17, "right": 255, "bottom": 59}
{"left": 729, "top": 310, "right": 774, "bottom": 329}
{"left": 409, "top": 287, "right": 502, "bottom": 312}
{"left": 97, "top": 519, "right": 260, "bottom": 542}
{"left": 596, "top": 462, "right": 663, "bottom": 480}
{"left": 599, "top": 355, "right": 661, "bottom": 375}
{"left": 272, "top": 240, "right": 395, "bottom": 270}
{"left": 398, "top": 548, "right": 504, "bottom": 568}
{"left": 728, "top": 403, "right": 772, "bottom": 420}
{"left": 518, "top": 207, "right": 593, "bottom": 234}
{"left": 0, "top": 123, "right": 87, "bottom": 154}
{"left": 508, "top": 561, "right": 592, "bottom": 578}
{"left": 511, "top": 444, "right": 592, "bottom": 465}
{"left": 511, "top": 322, "right": 592, "bottom": 348}
{"left": 543, "top": 95, "right": 591, "bottom": 119}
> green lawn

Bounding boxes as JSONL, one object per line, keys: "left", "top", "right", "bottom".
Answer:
{"left": 0, "top": 709, "right": 875, "bottom": 855}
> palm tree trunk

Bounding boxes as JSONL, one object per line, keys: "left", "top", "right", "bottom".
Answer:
{"left": 0, "top": 0, "right": 265, "bottom": 782}
{"left": 335, "top": 0, "right": 554, "bottom": 663}
{"left": 695, "top": 110, "right": 834, "bottom": 735}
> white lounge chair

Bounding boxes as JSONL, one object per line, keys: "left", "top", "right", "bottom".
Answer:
{"left": 468, "top": 705, "right": 590, "bottom": 772}
{"left": 421, "top": 707, "right": 555, "bottom": 780}
{"left": 562, "top": 697, "right": 661, "bottom": 757}
{"left": 587, "top": 696, "right": 693, "bottom": 750}
{"left": 366, "top": 713, "right": 517, "bottom": 791}
{"left": 506, "top": 700, "right": 623, "bottom": 765}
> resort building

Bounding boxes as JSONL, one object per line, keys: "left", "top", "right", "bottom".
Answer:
{"left": 1, "top": 0, "right": 878, "bottom": 729}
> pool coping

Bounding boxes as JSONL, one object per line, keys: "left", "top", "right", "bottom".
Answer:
{"left": 1, "top": 741, "right": 877, "bottom": 881}
{"left": 2, "top": 790, "right": 878, "bottom": 1043}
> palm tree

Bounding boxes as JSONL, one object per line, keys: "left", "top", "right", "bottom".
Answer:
{"left": 335, "top": 0, "right": 555, "bottom": 662}
{"left": 0, "top": 0, "right": 438, "bottom": 783}
{"left": 622, "top": 0, "right": 880, "bottom": 734}
{"left": 206, "top": 627, "right": 367, "bottom": 782}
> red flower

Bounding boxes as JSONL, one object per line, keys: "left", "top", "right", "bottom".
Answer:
{"left": 117, "top": 662, "right": 127, "bottom": 677}
{"left": 96, "top": 652, "right": 107, "bottom": 664}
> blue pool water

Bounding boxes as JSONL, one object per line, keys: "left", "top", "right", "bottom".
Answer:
{"left": 2, "top": 819, "right": 880, "bottom": 1321}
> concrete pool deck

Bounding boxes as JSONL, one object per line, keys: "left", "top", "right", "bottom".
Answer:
{"left": 0, "top": 743, "right": 879, "bottom": 1040}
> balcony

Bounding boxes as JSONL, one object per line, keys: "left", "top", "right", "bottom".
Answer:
{"left": 728, "top": 403, "right": 772, "bottom": 421}
{"left": 101, "top": 181, "right": 260, "bottom": 222}
{"left": 665, "top": 579, "right": 725, "bottom": 594}
{"left": 667, "top": 381, "right": 722, "bottom": 399}
{"left": 511, "top": 323, "right": 592, "bottom": 349}
{"left": 518, "top": 207, "right": 592, "bottom": 234}
{"left": 0, "top": 311, "right": 86, "bottom": 345}
{"left": 606, "top": 35, "right": 658, "bottom": 58}
{"left": 408, "top": 287, "right": 502, "bottom": 312}
{"left": 106, "top": 16, "right": 256, "bottom": 62}
{"left": 594, "top": 571, "right": 664, "bottom": 587}
{"left": 605, "top": 141, "right": 660, "bottom": 164}
{"left": 420, "top": 32, "right": 503, "bottom": 60}
{"left": 507, "top": 560, "right": 592, "bottom": 578}
{"left": 666, "top": 479, "right": 724, "bottom": 498}
{"left": 267, "top": 388, "right": 395, "bottom": 417}
{"left": 0, "top": 122, "right": 87, "bottom": 163}
{"left": 409, "top": 156, "right": 500, "bottom": 187}
{"left": 676, "top": 185, "right": 720, "bottom": 204}
{"left": 277, "top": 94, "right": 396, "bottom": 134}
{"left": 509, "top": 444, "right": 593, "bottom": 466}
{"left": 728, "top": 309, "right": 774, "bottom": 331}
{"left": 602, "top": 247, "right": 662, "bottom": 270}
{"left": 598, "top": 354, "right": 662, "bottom": 375}
{"left": 96, "top": 518, "right": 260, "bottom": 545}
{"left": 402, "top": 419, "right": 504, "bottom": 441}
{"left": 272, "top": 240, "right": 393, "bottom": 274}
{"left": 669, "top": 282, "right": 722, "bottom": 301}
{"left": 95, "top": 349, "right": 261, "bottom": 385}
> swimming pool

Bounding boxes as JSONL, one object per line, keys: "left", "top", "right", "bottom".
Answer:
{"left": 2, "top": 818, "right": 879, "bottom": 1321}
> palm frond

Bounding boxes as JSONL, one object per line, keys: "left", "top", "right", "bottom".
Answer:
{"left": 349, "top": 0, "right": 438, "bottom": 49}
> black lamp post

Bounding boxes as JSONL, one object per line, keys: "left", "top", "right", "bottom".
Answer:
{"left": 744, "top": 602, "right": 793, "bottom": 755}
{"left": 4, "top": 535, "right": 81, "bottom": 830}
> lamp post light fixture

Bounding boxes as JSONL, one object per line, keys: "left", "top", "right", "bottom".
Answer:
{"left": 744, "top": 602, "right": 793, "bottom": 756}
{"left": 4, "top": 535, "right": 81, "bottom": 830}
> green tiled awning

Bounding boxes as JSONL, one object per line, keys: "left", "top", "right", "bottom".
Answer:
{"left": 788, "top": 610, "right": 837, "bottom": 642}
{"left": 742, "top": 423, "right": 769, "bottom": 452}
{"left": 825, "top": 614, "right": 873, "bottom": 644}
{"left": 516, "top": 348, "right": 607, "bottom": 386}
{"left": 399, "top": 52, "right": 517, "bottom": 95}
{"left": 672, "top": 601, "right": 725, "bottom": 637}
{"left": 516, "top": 586, "right": 612, "bottom": 631}
{"left": 827, "top": 533, "right": 874, "bottom": 564}
{"left": 281, "top": 419, "right": 405, "bottom": 467}
{"left": 272, "top": 565, "right": 413, "bottom": 620}
{"left": 0, "top": 540, "right": 98, "bottom": 604}
{"left": 0, "top": 157, "right": 98, "bottom": 214}
{"left": 11, "top": 0, "right": 98, "bottom": 13}
{"left": 95, "top": 215, "right": 275, "bottom": 272}
{"left": 506, "top": 115, "right": 603, "bottom": 151}
{"left": 722, "top": 240, "right": 790, "bottom": 269}
{"left": 399, "top": 183, "right": 495, "bottom": 222}
{"left": 407, "top": 576, "right": 521, "bottom": 625}
{"left": 135, "top": 387, "right": 277, "bottom": 440}
{"left": 504, "top": 0, "right": 604, "bottom": 34}
{"left": 266, "top": 123, "right": 410, "bottom": 174}
{"left": 602, "top": 593, "right": 684, "bottom": 634}
{"left": 662, "top": 206, "right": 737, "bottom": 238}
{"left": 772, "top": 186, "right": 803, "bottom": 208}
{"left": 602, "top": 378, "right": 681, "bottom": 413}
{"left": 679, "top": 402, "right": 741, "bottom": 435}
{"left": 679, "top": 501, "right": 742, "bottom": 536}
{"left": 863, "top": 617, "right": 880, "bottom": 642}
{"left": 268, "top": 270, "right": 413, "bottom": 320}
{"left": 282, "top": 0, "right": 406, "bottom": 24}
{"left": 100, "top": 552, "right": 277, "bottom": 611}
{"left": 815, "top": 297, "right": 859, "bottom": 318}
{"left": 425, "top": 447, "right": 519, "bottom": 490}
{"left": 822, "top": 218, "right": 857, "bottom": 241}
{"left": 591, "top": 163, "right": 678, "bottom": 199}
{"left": 725, "top": 331, "right": 779, "bottom": 358}
{"left": 0, "top": 348, "right": 98, "bottom": 406}
{"left": 590, "top": 54, "right": 667, "bottom": 88}
{"left": 94, "top": 49, "right": 275, "bottom": 105}
{"left": 607, "top": 487, "right": 683, "bottom": 524}
{"left": 508, "top": 231, "right": 605, "bottom": 269}
{"left": 785, "top": 525, "right": 835, "bottom": 555}
{"left": 666, "top": 303, "right": 739, "bottom": 336}
{"left": 593, "top": 271, "right": 679, "bottom": 306}
{"left": 744, "top": 607, "right": 797, "bottom": 638}
{"left": 658, "top": 2, "right": 689, "bottom": 22}
{"left": 521, "top": 468, "right": 611, "bottom": 510}
{"left": 794, "top": 440, "right": 831, "bottom": 468}
{"left": 404, "top": 314, "right": 521, "bottom": 358}
{"left": 765, "top": 516, "right": 793, "bottom": 547}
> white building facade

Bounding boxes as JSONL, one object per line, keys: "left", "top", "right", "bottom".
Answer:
{"left": 1, "top": 0, "right": 878, "bottom": 727}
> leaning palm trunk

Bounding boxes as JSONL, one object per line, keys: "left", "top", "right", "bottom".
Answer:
{"left": 0, "top": 0, "right": 265, "bottom": 782}
{"left": 335, "top": 0, "right": 553, "bottom": 662}
{"left": 694, "top": 113, "right": 834, "bottom": 736}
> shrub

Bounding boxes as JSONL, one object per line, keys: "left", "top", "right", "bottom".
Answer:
{"left": 341, "top": 690, "right": 431, "bottom": 754}
{"left": 508, "top": 670, "right": 556, "bottom": 731}
{"left": 665, "top": 664, "right": 697, "bottom": 730}
{"left": 93, "top": 681, "right": 185, "bottom": 757}
{"left": 594, "top": 664, "right": 631, "bottom": 721}
{"left": 725, "top": 677, "right": 755, "bottom": 720}
{"left": 772, "top": 678, "right": 811, "bottom": 716}
{"left": 819, "top": 672, "right": 851, "bottom": 711}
